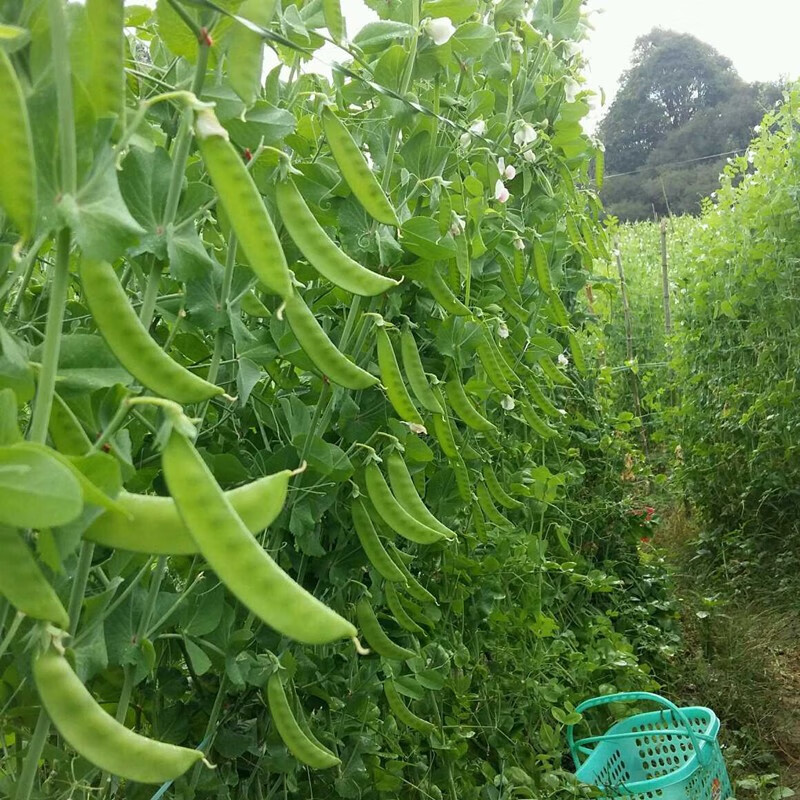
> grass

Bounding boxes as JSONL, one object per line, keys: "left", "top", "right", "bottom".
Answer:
{"left": 654, "top": 507, "right": 800, "bottom": 798}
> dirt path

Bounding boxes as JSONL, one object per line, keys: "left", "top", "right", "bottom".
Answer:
{"left": 655, "top": 509, "right": 800, "bottom": 793}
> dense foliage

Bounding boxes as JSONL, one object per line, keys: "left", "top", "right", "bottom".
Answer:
{"left": 598, "top": 29, "right": 782, "bottom": 220}
{"left": 672, "top": 88, "right": 800, "bottom": 586}
{"left": 0, "top": 1, "right": 677, "bottom": 799}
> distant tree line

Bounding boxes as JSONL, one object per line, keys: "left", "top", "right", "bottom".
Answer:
{"left": 598, "top": 29, "right": 784, "bottom": 220}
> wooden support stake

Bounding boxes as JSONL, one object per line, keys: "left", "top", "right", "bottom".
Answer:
{"left": 660, "top": 218, "right": 672, "bottom": 337}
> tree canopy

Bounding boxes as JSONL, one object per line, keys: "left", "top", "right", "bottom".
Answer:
{"left": 598, "top": 28, "right": 782, "bottom": 220}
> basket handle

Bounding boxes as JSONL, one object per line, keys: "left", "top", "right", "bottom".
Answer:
{"left": 567, "top": 692, "right": 710, "bottom": 768}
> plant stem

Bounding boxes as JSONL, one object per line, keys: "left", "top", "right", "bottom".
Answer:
{"left": 14, "top": 708, "right": 50, "bottom": 800}
{"left": 188, "top": 676, "right": 228, "bottom": 791}
{"left": 48, "top": 0, "right": 76, "bottom": 194}
{"left": 28, "top": 228, "right": 71, "bottom": 444}
{"left": 139, "top": 259, "right": 163, "bottom": 329}
{"left": 163, "top": 45, "right": 210, "bottom": 227}
{"left": 0, "top": 611, "right": 24, "bottom": 661}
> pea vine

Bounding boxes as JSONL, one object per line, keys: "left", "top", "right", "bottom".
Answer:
{"left": 0, "top": 1, "right": 674, "bottom": 799}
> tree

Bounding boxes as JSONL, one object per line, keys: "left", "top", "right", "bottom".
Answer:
{"left": 599, "top": 29, "right": 742, "bottom": 175}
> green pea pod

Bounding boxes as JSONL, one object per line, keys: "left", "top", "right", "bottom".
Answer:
{"left": 241, "top": 289, "right": 271, "bottom": 317}
{"left": 450, "top": 453, "right": 472, "bottom": 503}
{"left": 376, "top": 326, "right": 423, "bottom": 424}
{"left": 423, "top": 267, "right": 471, "bottom": 316}
{"left": 34, "top": 647, "right": 203, "bottom": 782}
{"left": 399, "top": 328, "right": 443, "bottom": 414}
{"left": 0, "top": 49, "right": 36, "bottom": 238}
{"left": 356, "top": 598, "right": 415, "bottom": 660}
{"left": 283, "top": 291, "right": 377, "bottom": 390}
{"left": 481, "top": 465, "right": 523, "bottom": 510}
{"left": 566, "top": 215, "right": 582, "bottom": 249}
{"left": 499, "top": 259, "right": 522, "bottom": 304}
{"left": 595, "top": 147, "right": 605, "bottom": 190}
{"left": 276, "top": 178, "right": 398, "bottom": 296}
{"left": 520, "top": 402, "right": 557, "bottom": 439}
{"left": 444, "top": 375, "right": 496, "bottom": 432}
{"left": 476, "top": 338, "right": 513, "bottom": 394}
{"left": 87, "top": 0, "right": 124, "bottom": 119}
{"left": 49, "top": 394, "right": 91, "bottom": 456}
{"left": 538, "top": 355, "right": 573, "bottom": 387}
{"left": 383, "top": 680, "right": 435, "bottom": 734}
{"left": 475, "top": 481, "right": 511, "bottom": 528}
{"left": 581, "top": 218, "right": 600, "bottom": 260}
{"left": 163, "top": 431, "right": 355, "bottom": 644}
{"left": 568, "top": 330, "right": 587, "bottom": 376}
{"left": 533, "top": 240, "right": 552, "bottom": 294}
{"left": 525, "top": 376, "right": 562, "bottom": 419}
{"left": 85, "top": 470, "right": 294, "bottom": 554}
{"left": 267, "top": 674, "right": 340, "bottom": 769}
{"left": 0, "top": 526, "right": 69, "bottom": 628}
{"left": 384, "top": 580, "right": 424, "bottom": 635}
{"left": 513, "top": 247, "right": 527, "bottom": 285}
{"left": 195, "top": 109, "right": 293, "bottom": 298}
{"left": 484, "top": 333, "right": 519, "bottom": 387}
{"left": 81, "top": 260, "right": 223, "bottom": 404}
{"left": 547, "top": 291, "right": 570, "bottom": 328}
{"left": 471, "top": 501, "right": 488, "bottom": 538}
{"left": 228, "top": 0, "right": 277, "bottom": 107}
{"left": 498, "top": 294, "right": 530, "bottom": 324}
{"left": 321, "top": 106, "right": 399, "bottom": 227}
{"left": 351, "top": 497, "right": 407, "bottom": 583}
{"left": 364, "top": 462, "right": 445, "bottom": 545}
{"left": 386, "top": 451, "right": 455, "bottom": 539}
{"left": 386, "top": 544, "right": 437, "bottom": 605}
{"left": 322, "top": 0, "right": 346, "bottom": 44}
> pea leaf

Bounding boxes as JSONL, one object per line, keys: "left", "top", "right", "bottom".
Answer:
{"left": 400, "top": 217, "right": 457, "bottom": 259}
{"left": 0, "top": 445, "right": 83, "bottom": 528}
{"left": 0, "top": 388, "right": 21, "bottom": 445}
{"left": 353, "top": 21, "right": 415, "bottom": 52}
{"left": 0, "top": 323, "right": 34, "bottom": 402}
{"left": 451, "top": 23, "right": 497, "bottom": 59}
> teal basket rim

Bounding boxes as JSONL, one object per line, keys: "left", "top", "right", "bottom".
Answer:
{"left": 568, "top": 692, "right": 721, "bottom": 795}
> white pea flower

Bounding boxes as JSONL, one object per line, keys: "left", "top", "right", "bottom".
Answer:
{"left": 460, "top": 118, "right": 486, "bottom": 147}
{"left": 513, "top": 237, "right": 525, "bottom": 251}
{"left": 450, "top": 213, "right": 466, "bottom": 237}
{"left": 557, "top": 353, "right": 569, "bottom": 366}
{"left": 754, "top": 124, "right": 762, "bottom": 133}
{"left": 522, "top": 149, "right": 536, "bottom": 163}
{"left": 498, "top": 321, "right": 510, "bottom": 339}
{"left": 497, "top": 157, "right": 516, "bottom": 180}
{"left": 405, "top": 421, "right": 428, "bottom": 435}
{"left": 514, "top": 122, "right": 538, "bottom": 147}
{"left": 562, "top": 40, "right": 582, "bottom": 59}
{"left": 558, "top": 408, "right": 567, "bottom": 417}
{"left": 564, "top": 78, "right": 581, "bottom": 103}
{"left": 422, "top": 17, "right": 456, "bottom": 46}
{"left": 501, "top": 395, "right": 516, "bottom": 411}
{"left": 495, "top": 179, "right": 510, "bottom": 203}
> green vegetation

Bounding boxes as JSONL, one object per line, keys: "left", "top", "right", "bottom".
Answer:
{"left": 0, "top": 2, "right": 677, "bottom": 799}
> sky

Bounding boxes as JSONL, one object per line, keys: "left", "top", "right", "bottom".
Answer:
{"left": 583, "top": 0, "right": 800, "bottom": 127}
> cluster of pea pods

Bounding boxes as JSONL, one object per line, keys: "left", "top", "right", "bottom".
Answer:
{"left": 0, "top": 0, "right": 603, "bottom": 789}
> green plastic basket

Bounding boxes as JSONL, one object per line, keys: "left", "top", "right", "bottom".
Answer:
{"left": 567, "top": 692, "right": 732, "bottom": 800}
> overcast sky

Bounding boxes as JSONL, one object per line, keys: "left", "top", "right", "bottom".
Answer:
{"left": 583, "top": 0, "right": 800, "bottom": 126}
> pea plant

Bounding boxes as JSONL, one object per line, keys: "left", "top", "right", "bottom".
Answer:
{"left": 0, "top": 1, "right": 673, "bottom": 799}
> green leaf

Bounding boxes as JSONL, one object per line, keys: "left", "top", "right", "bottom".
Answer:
{"left": 59, "top": 157, "right": 145, "bottom": 262}
{"left": 0, "top": 388, "right": 21, "bottom": 445}
{"left": 451, "top": 23, "right": 496, "bottom": 59}
{"left": 184, "top": 638, "right": 213, "bottom": 675}
{"left": 422, "top": 0, "right": 478, "bottom": 24}
{"left": 0, "top": 445, "right": 83, "bottom": 528}
{"left": 353, "top": 21, "right": 415, "bottom": 53}
{"left": 0, "top": 324, "right": 34, "bottom": 402}
{"left": 400, "top": 217, "right": 457, "bottom": 259}
{"left": 31, "top": 335, "right": 132, "bottom": 394}
{"left": 224, "top": 103, "right": 297, "bottom": 150}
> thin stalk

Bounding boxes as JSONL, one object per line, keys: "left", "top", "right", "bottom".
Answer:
{"left": 0, "top": 611, "right": 24, "bottom": 661}
{"left": 68, "top": 542, "right": 96, "bottom": 637}
{"left": 162, "top": 45, "right": 210, "bottom": 227}
{"left": 139, "top": 259, "right": 163, "bottom": 328}
{"left": 0, "top": 232, "right": 47, "bottom": 312}
{"left": 14, "top": 709, "right": 50, "bottom": 800}
{"left": 188, "top": 676, "right": 228, "bottom": 791}
{"left": 28, "top": 229, "right": 71, "bottom": 444}
{"left": 207, "top": 235, "right": 238, "bottom": 386}
{"left": 90, "top": 399, "right": 132, "bottom": 454}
